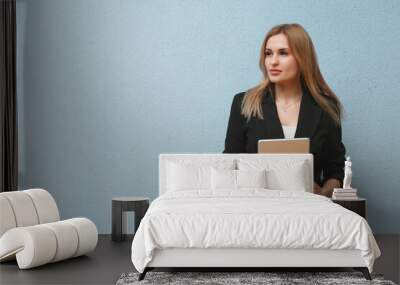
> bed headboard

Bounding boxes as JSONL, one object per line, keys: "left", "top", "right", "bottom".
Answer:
{"left": 159, "top": 153, "right": 314, "bottom": 196}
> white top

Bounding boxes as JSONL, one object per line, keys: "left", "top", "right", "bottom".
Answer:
{"left": 282, "top": 125, "right": 297, "bottom": 139}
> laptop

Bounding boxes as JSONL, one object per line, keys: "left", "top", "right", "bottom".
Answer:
{"left": 258, "top": 138, "right": 310, "bottom": 153}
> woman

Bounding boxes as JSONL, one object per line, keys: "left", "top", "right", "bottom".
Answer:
{"left": 223, "top": 23, "right": 346, "bottom": 197}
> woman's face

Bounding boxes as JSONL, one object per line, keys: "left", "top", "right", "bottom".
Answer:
{"left": 264, "top": 34, "right": 300, "bottom": 85}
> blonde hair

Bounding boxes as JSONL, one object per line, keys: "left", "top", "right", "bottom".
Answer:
{"left": 242, "top": 23, "right": 344, "bottom": 126}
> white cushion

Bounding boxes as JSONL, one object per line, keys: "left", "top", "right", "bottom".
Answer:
{"left": 24, "top": 189, "right": 60, "bottom": 223}
{"left": 64, "top": 218, "right": 98, "bottom": 257}
{"left": 211, "top": 168, "right": 236, "bottom": 189}
{"left": 166, "top": 160, "right": 235, "bottom": 191}
{"left": 0, "top": 192, "right": 39, "bottom": 227}
{"left": 0, "top": 196, "right": 17, "bottom": 237}
{"left": 42, "top": 221, "right": 79, "bottom": 262}
{"left": 0, "top": 218, "right": 97, "bottom": 269}
{"left": 211, "top": 168, "right": 267, "bottom": 190}
{"left": 0, "top": 226, "right": 57, "bottom": 269}
{"left": 237, "top": 169, "right": 267, "bottom": 189}
{"left": 237, "top": 158, "right": 310, "bottom": 192}
{"left": 0, "top": 189, "right": 60, "bottom": 237}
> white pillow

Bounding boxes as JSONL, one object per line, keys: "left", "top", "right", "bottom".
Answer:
{"left": 211, "top": 168, "right": 236, "bottom": 189}
{"left": 237, "top": 158, "right": 310, "bottom": 192}
{"left": 237, "top": 169, "right": 267, "bottom": 188}
{"left": 166, "top": 160, "right": 235, "bottom": 192}
{"left": 266, "top": 163, "right": 308, "bottom": 191}
{"left": 211, "top": 168, "right": 267, "bottom": 190}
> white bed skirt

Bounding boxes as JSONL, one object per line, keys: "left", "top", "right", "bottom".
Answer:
{"left": 148, "top": 248, "right": 366, "bottom": 268}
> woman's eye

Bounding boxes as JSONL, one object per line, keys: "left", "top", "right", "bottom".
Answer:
{"left": 265, "top": 51, "right": 288, "bottom": 56}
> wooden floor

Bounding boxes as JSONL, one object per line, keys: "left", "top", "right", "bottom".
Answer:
{"left": 0, "top": 235, "right": 134, "bottom": 285}
{"left": 0, "top": 234, "right": 398, "bottom": 285}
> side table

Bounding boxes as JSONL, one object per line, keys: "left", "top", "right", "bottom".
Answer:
{"left": 331, "top": 197, "right": 366, "bottom": 219}
{"left": 112, "top": 197, "right": 149, "bottom": 242}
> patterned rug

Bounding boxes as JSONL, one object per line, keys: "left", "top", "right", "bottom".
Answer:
{"left": 116, "top": 271, "right": 396, "bottom": 285}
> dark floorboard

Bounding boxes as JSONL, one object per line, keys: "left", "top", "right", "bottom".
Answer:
{"left": 0, "top": 235, "right": 134, "bottom": 285}
{"left": 0, "top": 234, "right": 398, "bottom": 285}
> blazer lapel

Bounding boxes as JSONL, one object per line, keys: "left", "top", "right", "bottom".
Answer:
{"left": 262, "top": 89, "right": 285, "bottom": 138}
{"left": 261, "top": 84, "right": 322, "bottom": 139}
{"left": 294, "top": 85, "right": 322, "bottom": 138}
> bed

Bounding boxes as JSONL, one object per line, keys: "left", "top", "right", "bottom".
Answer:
{"left": 131, "top": 153, "right": 381, "bottom": 281}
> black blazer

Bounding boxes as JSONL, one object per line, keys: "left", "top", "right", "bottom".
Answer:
{"left": 223, "top": 86, "right": 346, "bottom": 186}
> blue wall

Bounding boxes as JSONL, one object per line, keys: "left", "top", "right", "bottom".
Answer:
{"left": 17, "top": 0, "right": 400, "bottom": 234}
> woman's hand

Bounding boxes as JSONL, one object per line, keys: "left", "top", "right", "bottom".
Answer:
{"left": 313, "top": 182, "right": 322, "bottom": 195}
{"left": 314, "top": 179, "right": 342, "bottom": 197}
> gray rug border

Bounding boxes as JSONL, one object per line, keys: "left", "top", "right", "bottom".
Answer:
{"left": 116, "top": 271, "right": 397, "bottom": 285}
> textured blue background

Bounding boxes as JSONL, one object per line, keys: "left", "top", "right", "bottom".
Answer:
{"left": 16, "top": 0, "right": 400, "bottom": 233}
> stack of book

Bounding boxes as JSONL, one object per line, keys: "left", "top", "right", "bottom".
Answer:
{"left": 332, "top": 188, "right": 358, "bottom": 200}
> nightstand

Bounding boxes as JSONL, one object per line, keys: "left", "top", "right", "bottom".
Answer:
{"left": 112, "top": 197, "right": 150, "bottom": 242}
{"left": 331, "top": 198, "right": 366, "bottom": 219}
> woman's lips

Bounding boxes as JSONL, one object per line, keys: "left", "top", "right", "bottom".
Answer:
{"left": 269, "top": 69, "right": 282, "bottom": 75}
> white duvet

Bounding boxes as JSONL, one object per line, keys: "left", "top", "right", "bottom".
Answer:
{"left": 131, "top": 189, "right": 380, "bottom": 273}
